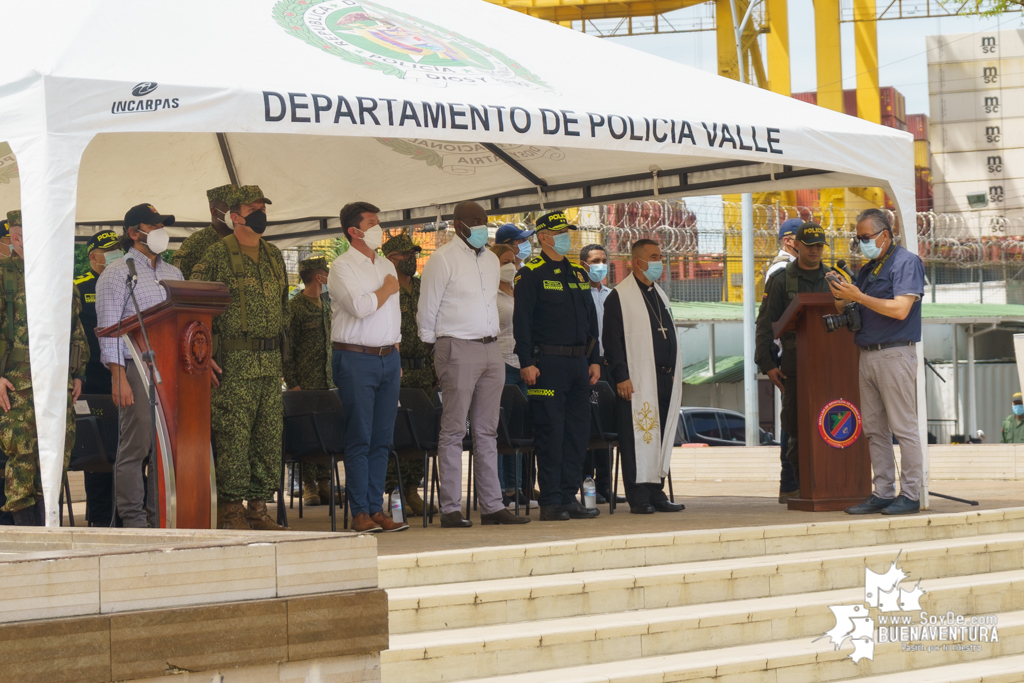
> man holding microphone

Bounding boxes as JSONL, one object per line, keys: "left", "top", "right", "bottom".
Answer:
{"left": 828, "top": 208, "right": 925, "bottom": 517}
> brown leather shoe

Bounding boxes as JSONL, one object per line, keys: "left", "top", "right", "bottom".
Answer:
{"left": 217, "top": 501, "right": 251, "bottom": 530}
{"left": 480, "top": 508, "right": 531, "bottom": 525}
{"left": 245, "top": 500, "right": 289, "bottom": 531}
{"left": 302, "top": 482, "right": 322, "bottom": 507}
{"left": 371, "top": 511, "right": 409, "bottom": 532}
{"left": 351, "top": 512, "right": 383, "bottom": 533}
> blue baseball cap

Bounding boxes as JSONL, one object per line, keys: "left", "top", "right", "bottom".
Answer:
{"left": 495, "top": 223, "right": 535, "bottom": 244}
{"left": 778, "top": 218, "right": 802, "bottom": 240}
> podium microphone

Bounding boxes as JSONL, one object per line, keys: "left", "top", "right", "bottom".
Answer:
{"left": 124, "top": 253, "right": 138, "bottom": 282}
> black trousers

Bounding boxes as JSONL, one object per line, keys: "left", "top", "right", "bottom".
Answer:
{"left": 84, "top": 472, "right": 114, "bottom": 527}
{"left": 529, "top": 355, "right": 591, "bottom": 507}
{"left": 616, "top": 372, "right": 672, "bottom": 507}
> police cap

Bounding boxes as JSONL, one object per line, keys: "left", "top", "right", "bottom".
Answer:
{"left": 87, "top": 229, "right": 120, "bottom": 253}
{"left": 796, "top": 222, "right": 827, "bottom": 246}
{"left": 534, "top": 211, "right": 576, "bottom": 233}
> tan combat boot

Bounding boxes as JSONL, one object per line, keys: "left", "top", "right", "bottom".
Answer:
{"left": 245, "top": 500, "right": 289, "bottom": 531}
{"left": 403, "top": 485, "right": 437, "bottom": 517}
{"left": 302, "top": 481, "right": 322, "bottom": 507}
{"left": 217, "top": 501, "right": 251, "bottom": 530}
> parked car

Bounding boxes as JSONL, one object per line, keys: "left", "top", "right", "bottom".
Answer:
{"left": 674, "top": 407, "right": 778, "bottom": 447}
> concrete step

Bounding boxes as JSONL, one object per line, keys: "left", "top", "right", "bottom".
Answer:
{"left": 388, "top": 532, "right": 1024, "bottom": 634}
{"left": 441, "top": 608, "right": 1024, "bottom": 683}
{"left": 379, "top": 508, "right": 1024, "bottom": 589}
{"left": 835, "top": 653, "right": 1024, "bottom": 682}
{"left": 384, "top": 569, "right": 1024, "bottom": 683}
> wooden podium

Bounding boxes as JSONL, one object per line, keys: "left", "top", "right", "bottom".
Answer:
{"left": 772, "top": 293, "right": 871, "bottom": 511}
{"left": 97, "top": 280, "right": 230, "bottom": 528}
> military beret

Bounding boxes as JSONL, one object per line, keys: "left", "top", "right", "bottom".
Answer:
{"left": 87, "top": 229, "right": 120, "bottom": 253}
{"left": 233, "top": 185, "right": 272, "bottom": 206}
{"left": 206, "top": 184, "right": 237, "bottom": 204}
{"left": 298, "top": 255, "right": 329, "bottom": 275}
{"left": 6, "top": 210, "right": 20, "bottom": 227}
{"left": 534, "top": 210, "right": 576, "bottom": 233}
{"left": 381, "top": 233, "right": 422, "bottom": 256}
{"left": 0, "top": 219, "right": 8, "bottom": 240}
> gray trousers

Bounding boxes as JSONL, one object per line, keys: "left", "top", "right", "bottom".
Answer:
{"left": 859, "top": 345, "right": 923, "bottom": 501}
{"left": 434, "top": 337, "right": 505, "bottom": 516}
{"left": 114, "top": 360, "right": 157, "bottom": 528}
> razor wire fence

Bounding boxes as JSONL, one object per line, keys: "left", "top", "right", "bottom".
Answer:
{"left": 282, "top": 198, "right": 1024, "bottom": 305}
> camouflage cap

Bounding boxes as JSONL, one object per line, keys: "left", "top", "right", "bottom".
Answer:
{"left": 206, "top": 184, "right": 238, "bottom": 204}
{"left": 6, "top": 210, "right": 20, "bottom": 227}
{"left": 298, "top": 254, "right": 329, "bottom": 275}
{"left": 381, "top": 233, "right": 422, "bottom": 256}
{"left": 233, "top": 185, "right": 272, "bottom": 206}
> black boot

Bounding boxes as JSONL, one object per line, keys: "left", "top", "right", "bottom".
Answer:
{"left": 11, "top": 504, "right": 39, "bottom": 526}
{"left": 34, "top": 497, "right": 46, "bottom": 526}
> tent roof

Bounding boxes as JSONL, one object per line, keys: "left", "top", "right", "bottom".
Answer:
{"left": 0, "top": 0, "right": 917, "bottom": 239}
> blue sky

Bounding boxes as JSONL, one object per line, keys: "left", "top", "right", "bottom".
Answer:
{"left": 609, "top": 8, "right": 1022, "bottom": 116}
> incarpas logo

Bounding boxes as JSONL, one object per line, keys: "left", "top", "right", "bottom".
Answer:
{"left": 111, "top": 82, "right": 180, "bottom": 115}
{"left": 819, "top": 553, "right": 998, "bottom": 663}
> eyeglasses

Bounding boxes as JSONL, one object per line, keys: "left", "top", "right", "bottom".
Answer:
{"left": 857, "top": 229, "right": 887, "bottom": 245}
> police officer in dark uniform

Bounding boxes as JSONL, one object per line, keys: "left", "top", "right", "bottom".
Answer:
{"left": 754, "top": 222, "right": 833, "bottom": 488}
{"left": 74, "top": 229, "right": 122, "bottom": 526}
{"left": 513, "top": 211, "right": 602, "bottom": 521}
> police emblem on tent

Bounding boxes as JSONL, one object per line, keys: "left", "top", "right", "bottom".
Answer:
{"left": 273, "top": 0, "right": 552, "bottom": 91}
{"left": 817, "top": 399, "right": 862, "bottom": 449}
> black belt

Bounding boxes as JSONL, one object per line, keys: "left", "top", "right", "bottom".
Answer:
{"left": 221, "top": 337, "right": 279, "bottom": 352}
{"left": 401, "top": 357, "right": 429, "bottom": 370}
{"left": 656, "top": 365, "right": 674, "bottom": 375}
{"left": 439, "top": 335, "right": 498, "bottom": 344}
{"left": 538, "top": 344, "right": 588, "bottom": 358}
{"left": 858, "top": 341, "right": 914, "bottom": 352}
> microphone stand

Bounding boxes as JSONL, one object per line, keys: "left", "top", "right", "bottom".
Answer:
{"left": 124, "top": 268, "right": 163, "bottom": 526}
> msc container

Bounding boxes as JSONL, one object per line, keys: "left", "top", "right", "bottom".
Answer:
{"left": 907, "top": 114, "right": 929, "bottom": 141}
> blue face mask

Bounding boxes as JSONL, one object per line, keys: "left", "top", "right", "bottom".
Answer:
{"left": 466, "top": 225, "right": 489, "bottom": 249}
{"left": 517, "top": 241, "right": 532, "bottom": 260}
{"left": 1014, "top": 404, "right": 1023, "bottom": 416}
{"left": 552, "top": 232, "right": 572, "bottom": 256}
{"left": 587, "top": 263, "right": 608, "bottom": 282}
{"left": 642, "top": 259, "right": 663, "bottom": 281}
{"left": 860, "top": 235, "right": 882, "bottom": 259}
{"left": 103, "top": 250, "right": 123, "bottom": 266}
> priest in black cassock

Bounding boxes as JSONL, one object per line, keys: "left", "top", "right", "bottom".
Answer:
{"left": 602, "top": 239, "right": 686, "bottom": 514}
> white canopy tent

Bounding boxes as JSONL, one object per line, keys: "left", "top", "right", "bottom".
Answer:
{"left": 0, "top": 0, "right": 919, "bottom": 526}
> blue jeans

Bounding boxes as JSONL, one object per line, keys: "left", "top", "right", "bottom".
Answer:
{"left": 333, "top": 349, "right": 401, "bottom": 516}
{"left": 499, "top": 364, "right": 528, "bottom": 491}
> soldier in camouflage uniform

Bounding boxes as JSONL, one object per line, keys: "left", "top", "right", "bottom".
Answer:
{"left": 284, "top": 255, "right": 335, "bottom": 507}
{"left": 191, "top": 186, "right": 290, "bottom": 531}
{"left": 173, "top": 184, "right": 237, "bottom": 280}
{"left": 382, "top": 233, "right": 436, "bottom": 516}
{"left": 0, "top": 211, "right": 88, "bottom": 526}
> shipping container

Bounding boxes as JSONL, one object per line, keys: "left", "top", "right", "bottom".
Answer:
{"left": 914, "top": 139, "right": 932, "bottom": 168}
{"left": 926, "top": 31, "right": 1024, "bottom": 65}
{"left": 907, "top": 114, "right": 929, "bottom": 141}
{"left": 792, "top": 91, "right": 817, "bottom": 105}
{"left": 880, "top": 86, "right": 906, "bottom": 123}
{"left": 881, "top": 115, "right": 908, "bottom": 131}
{"left": 843, "top": 89, "right": 858, "bottom": 117}
{"left": 795, "top": 189, "right": 820, "bottom": 207}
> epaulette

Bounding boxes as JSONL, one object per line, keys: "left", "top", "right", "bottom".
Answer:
{"left": 73, "top": 272, "right": 96, "bottom": 285}
{"left": 524, "top": 256, "right": 545, "bottom": 270}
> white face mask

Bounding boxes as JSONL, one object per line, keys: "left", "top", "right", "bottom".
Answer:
{"left": 359, "top": 225, "right": 384, "bottom": 250}
{"left": 500, "top": 263, "right": 516, "bottom": 283}
{"left": 141, "top": 227, "right": 169, "bottom": 254}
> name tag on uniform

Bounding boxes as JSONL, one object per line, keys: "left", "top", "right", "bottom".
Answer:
{"left": 543, "top": 280, "right": 563, "bottom": 291}
{"left": 301, "top": 322, "right": 318, "bottom": 330}
{"left": 84, "top": 294, "right": 96, "bottom": 303}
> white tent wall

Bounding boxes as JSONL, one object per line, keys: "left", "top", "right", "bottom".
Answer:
{"left": 0, "top": 0, "right": 921, "bottom": 526}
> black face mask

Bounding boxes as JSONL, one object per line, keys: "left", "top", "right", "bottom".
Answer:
{"left": 243, "top": 210, "right": 268, "bottom": 234}
{"left": 395, "top": 258, "right": 417, "bottom": 276}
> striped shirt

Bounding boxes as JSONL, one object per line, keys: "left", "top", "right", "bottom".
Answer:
{"left": 95, "top": 247, "right": 183, "bottom": 367}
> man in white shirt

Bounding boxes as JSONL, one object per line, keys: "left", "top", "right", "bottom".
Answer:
{"left": 328, "top": 201, "right": 407, "bottom": 533}
{"left": 418, "top": 201, "right": 530, "bottom": 528}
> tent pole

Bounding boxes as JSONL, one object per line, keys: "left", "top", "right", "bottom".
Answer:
{"left": 967, "top": 323, "right": 976, "bottom": 436}
{"left": 216, "top": 133, "right": 239, "bottom": 186}
{"left": 952, "top": 324, "right": 959, "bottom": 435}
{"left": 742, "top": 192, "right": 758, "bottom": 445}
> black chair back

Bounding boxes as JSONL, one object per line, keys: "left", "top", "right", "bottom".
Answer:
{"left": 69, "top": 394, "right": 119, "bottom": 473}
{"left": 399, "top": 388, "right": 440, "bottom": 450}
{"left": 500, "top": 385, "right": 532, "bottom": 443}
{"left": 282, "top": 390, "right": 345, "bottom": 460}
{"left": 591, "top": 381, "right": 618, "bottom": 440}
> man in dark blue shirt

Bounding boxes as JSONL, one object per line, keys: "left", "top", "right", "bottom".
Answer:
{"left": 828, "top": 208, "right": 925, "bottom": 516}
